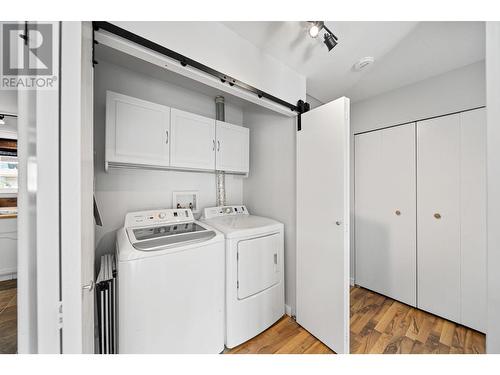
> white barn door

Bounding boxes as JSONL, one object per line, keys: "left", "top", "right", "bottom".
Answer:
{"left": 296, "top": 97, "right": 350, "bottom": 354}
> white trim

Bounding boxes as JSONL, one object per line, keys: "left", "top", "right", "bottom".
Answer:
{"left": 285, "top": 304, "right": 292, "bottom": 317}
{"left": 34, "top": 21, "right": 62, "bottom": 354}
{"left": 350, "top": 277, "right": 355, "bottom": 287}
{"left": 95, "top": 30, "right": 296, "bottom": 118}
{"left": 60, "top": 21, "right": 84, "bottom": 354}
{"left": 0, "top": 273, "right": 17, "bottom": 282}
{"left": 0, "top": 267, "right": 17, "bottom": 277}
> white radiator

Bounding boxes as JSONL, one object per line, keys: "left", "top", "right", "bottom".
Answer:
{"left": 96, "top": 254, "right": 116, "bottom": 354}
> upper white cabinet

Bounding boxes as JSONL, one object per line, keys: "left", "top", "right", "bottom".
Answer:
{"left": 106, "top": 91, "right": 170, "bottom": 168}
{"left": 215, "top": 121, "right": 249, "bottom": 174}
{"left": 170, "top": 108, "right": 216, "bottom": 170}
{"left": 105, "top": 91, "right": 249, "bottom": 174}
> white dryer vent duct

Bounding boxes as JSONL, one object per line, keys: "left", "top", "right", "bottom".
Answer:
{"left": 215, "top": 96, "right": 226, "bottom": 207}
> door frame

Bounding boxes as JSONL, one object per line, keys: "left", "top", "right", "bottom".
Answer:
{"left": 60, "top": 21, "right": 95, "bottom": 353}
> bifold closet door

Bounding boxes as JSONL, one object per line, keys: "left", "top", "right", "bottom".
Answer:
{"left": 417, "top": 114, "right": 461, "bottom": 323}
{"left": 354, "top": 123, "right": 416, "bottom": 306}
{"left": 459, "top": 108, "right": 486, "bottom": 332}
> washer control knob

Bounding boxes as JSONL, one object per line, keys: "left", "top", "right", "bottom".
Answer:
{"left": 159, "top": 212, "right": 166, "bottom": 219}
{"left": 225, "top": 207, "right": 232, "bottom": 214}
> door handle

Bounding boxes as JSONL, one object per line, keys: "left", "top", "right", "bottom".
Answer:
{"left": 335, "top": 220, "right": 342, "bottom": 226}
{"left": 217, "top": 140, "right": 220, "bottom": 151}
{"left": 395, "top": 210, "right": 401, "bottom": 216}
{"left": 165, "top": 130, "right": 169, "bottom": 144}
{"left": 434, "top": 213, "right": 441, "bottom": 219}
{"left": 82, "top": 280, "right": 94, "bottom": 292}
{"left": 213, "top": 140, "right": 215, "bottom": 151}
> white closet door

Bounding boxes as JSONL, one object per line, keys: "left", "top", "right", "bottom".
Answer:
{"left": 296, "top": 97, "right": 350, "bottom": 354}
{"left": 355, "top": 123, "right": 416, "bottom": 306}
{"left": 460, "top": 108, "right": 487, "bottom": 332}
{"left": 215, "top": 121, "right": 249, "bottom": 173}
{"left": 106, "top": 91, "right": 170, "bottom": 166}
{"left": 170, "top": 109, "right": 216, "bottom": 170}
{"left": 417, "top": 114, "right": 461, "bottom": 322}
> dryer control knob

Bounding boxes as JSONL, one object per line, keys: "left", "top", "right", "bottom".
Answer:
{"left": 159, "top": 213, "right": 166, "bottom": 219}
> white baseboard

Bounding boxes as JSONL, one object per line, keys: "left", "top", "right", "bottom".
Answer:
{"left": 0, "top": 272, "right": 17, "bottom": 282}
{"left": 285, "top": 304, "right": 292, "bottom": 316}
{"left": 350, "top": 277, "right": 355, "bottom": 286}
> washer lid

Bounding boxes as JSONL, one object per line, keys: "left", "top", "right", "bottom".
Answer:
{"left": 126, "top": 221, "right": 217, "bottom": 252}
{"left": 202, "top": 215, "right": 283, "bottom": 239}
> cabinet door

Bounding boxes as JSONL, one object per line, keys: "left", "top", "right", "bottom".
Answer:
{"left": 215, "top": 121, "right": 249, "bottom": 173}
{"left": 460, "top": 108, "right": 487, "bottom": 332}
{"left": 417, "top": 114, "right": 461, "bottom": 323}
{"left": 355, "top": 123, "right": 416, "bottom": 306}
{"left": 170, "top": 108, "right": 216, "bottom": 171}
{"left": 106, "top": 91, "right": 170, "bottom": 167}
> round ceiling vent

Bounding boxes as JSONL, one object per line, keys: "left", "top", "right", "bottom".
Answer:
{"left": 353, "top": 56, "right": 375, "bottom": 72}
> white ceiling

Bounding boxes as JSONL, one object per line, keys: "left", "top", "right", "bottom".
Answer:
{"left": 222, "top": 21, "right": 485, "bottom": 103}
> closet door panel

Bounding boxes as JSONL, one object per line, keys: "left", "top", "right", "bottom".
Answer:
{"left": 355, "top": 131, "right": 384, "bottom": 293}
{"left": 417, "top": 114, "right": 461, "bottom": 322}
{"left": 355, "top": 123, "right": 416, "bottom": 306}
{"left": 460, "top": 108, "right": 487, "bottom": 332}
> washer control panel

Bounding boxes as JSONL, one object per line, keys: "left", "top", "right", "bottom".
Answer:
{"left": 202, "top": 205, "right": 249, "bottom": 219}
{"left": 125, "top": 208, "right": 194, "bottom": 228}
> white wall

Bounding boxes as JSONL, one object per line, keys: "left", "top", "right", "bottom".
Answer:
{"left": 242, "top": 106, "right": 296, "bottom": 314}
{"left": 486, "top": 22, "right": 500, "bottom": 354}
{"left": 94, "top": 60, "right": 245, "bottom": 259}
{"left": 350, "top": 61, "right": 486, "bottom": 281}
{"left": 112, "top": 22, "right": 306, "bottom": 106}
{"left": 0, "top": 90, "right": 17, "bottom": 115}
{"left": 351, "top": 61, "right": 485, "bottom": 134}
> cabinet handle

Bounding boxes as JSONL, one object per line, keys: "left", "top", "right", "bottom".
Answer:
{"left": 213, "top": 140, "right": 215, "bottom": 151}
{"left": 395, "top": 210, "right": 401, "bottom": 216}
{"left": 166, "top": 130, "right": 169, "bottom": 144}
{"left": 217, "top": 140, "right": 220, "bottom": 151}
{"left": 434, "top": 213, "right": 441, "bottom": 219}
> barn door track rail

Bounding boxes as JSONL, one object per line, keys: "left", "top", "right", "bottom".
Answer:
{"left": 92, "top": 21, "right": 310, "bottom": 129}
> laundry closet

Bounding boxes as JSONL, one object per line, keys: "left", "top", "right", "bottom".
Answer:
{"left": 354, "top": 107, "right": 486, "bottom": 332}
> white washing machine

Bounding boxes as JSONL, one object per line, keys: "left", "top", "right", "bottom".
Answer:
{"left": 116, "top": 208, "right": 225, "bottom": 353}
{"left": 202, "top": 205, "right": 285, "bottom": 348}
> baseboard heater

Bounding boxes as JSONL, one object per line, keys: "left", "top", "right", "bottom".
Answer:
{"left": 96, "top": 254, "right": 117, "bottom": 354}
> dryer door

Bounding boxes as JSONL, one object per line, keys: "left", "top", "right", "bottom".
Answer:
{"left": 237, "top": 233, "right": 280, "bottom": 299}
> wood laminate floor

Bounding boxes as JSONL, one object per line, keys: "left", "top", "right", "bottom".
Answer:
{"left": 0, "top": 279, "right": 17, "bottom": 354}
{"left": 350, "top": 286, "right": 485, "bottom": 354}
{"left": 228, "top": 286, "right": 485, "bottom": 354}
{"left": 0, "top": 281, "right": 485, "bottom": 354}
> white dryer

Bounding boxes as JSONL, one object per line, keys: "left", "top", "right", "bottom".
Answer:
{"left": 202, "top": 205, "right": 285, "bottom": 348}
{"left": 116, "top": 208, "right": 225, "bottom": 353}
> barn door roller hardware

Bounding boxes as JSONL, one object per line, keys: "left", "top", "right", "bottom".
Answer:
{"left": 92, "top": 22, "right": 310, "bottom": 124}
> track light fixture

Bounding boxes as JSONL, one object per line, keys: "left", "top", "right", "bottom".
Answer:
{"left": 0, "top": 115, "right": 5, "bottom": 125}
{"left": 307, "top": 21, "right": 339, "bottom": 52}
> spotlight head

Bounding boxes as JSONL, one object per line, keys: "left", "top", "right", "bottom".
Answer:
{"left": 308, "top": 21, "right": 324, "bottom": 38}
{"left": 323, "top": 32, "right": 338, "bottom": 51}
{"left": 309, "top": 25, "right": 320, "bottom": 38}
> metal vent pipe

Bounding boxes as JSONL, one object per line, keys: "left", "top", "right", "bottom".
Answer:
{"left": 215, "top": 96, "right": 226, "bottom": 207}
